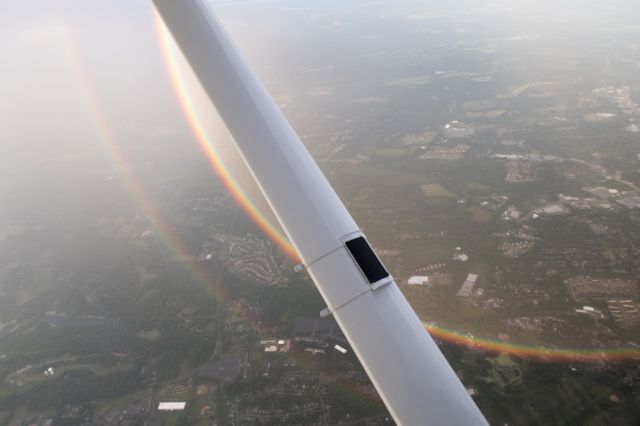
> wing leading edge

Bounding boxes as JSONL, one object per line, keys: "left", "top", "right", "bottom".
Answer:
{"left": 152, "top": 1, "right": 488, "bottom": 424}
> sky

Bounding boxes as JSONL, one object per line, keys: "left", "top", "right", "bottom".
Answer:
{"left": 0, "top": 1, "right": 186, "bottom": 227}
{"left": 0, "top": 1, "right": 169, "bottom": 159}
{"left": 2, "top": 0, "right": 639, "bottom": 159}
{"left": 2, "top": 0, "right": 639, "bottom": 222}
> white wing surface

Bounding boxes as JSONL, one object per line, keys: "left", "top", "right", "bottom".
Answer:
{"left": 152, "top": 1, "right": 488, "bottom": 424}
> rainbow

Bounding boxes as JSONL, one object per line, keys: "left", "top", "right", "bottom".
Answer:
{"left": 154, "top": 16, "right": 640, "bottom": 364}
{"left": 155, "top": 17, "right": 640, "bottom": 364}
{"left": 58, "top": 23, "right": 377, "bottom": 398}
{"left": 55, "top": 21, "right": 377, "bottom": 403}
{"left": 60, "top": 15, "right": 640, "bottom": 366}
{"left": 59, "top": 28, "right": 191, "bottom": 260}
{"left": 425, "top": 323, "right": 640, "bottom": 363}
{"left": 153, "top": 16, "right": 640, "bottom": 364}
{"left": 57, "top": 25, "right": 268, "bottom": 338}
{"left": 155, "top": 18, "right": 299, "bottom": 262}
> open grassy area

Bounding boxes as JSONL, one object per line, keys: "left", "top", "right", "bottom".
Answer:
{"left": 474, "top": 365, "right": 626, "bottom": 426}
{"left": 467, "top": 207, "right": 493, "bottom": 223}
{"left": 420, "top": 183, "right": 458, "bottom": 198}
{"left": 14, "top": 361, "right": 134, "bottom": 388}
{"left": 484, "top": 354, "right": 522, "bottom": 388}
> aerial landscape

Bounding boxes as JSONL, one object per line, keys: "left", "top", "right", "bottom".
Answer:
{"left": 1, "top": 0, "right": 640, "bottom": 424}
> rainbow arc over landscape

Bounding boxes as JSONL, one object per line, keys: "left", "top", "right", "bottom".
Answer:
{"left": 60, "top": 27, "right": 190, "bottom": 262}
{"left": 154, "top": 18, "right": 640, "bottom": 364}
{"left": 156, "top": 19, "right": 299, "bottom": 262}
{"left": 426, "top": 323, "right": 640, "bottom": 363}
{"left": 58, "top": 25, "right": 266, "bottom": 341}
{"left": 59, "top": 22, "right": 367, "bottom": 394}
{"left": 61, "top": 12, "right": 640, "bottom": 365}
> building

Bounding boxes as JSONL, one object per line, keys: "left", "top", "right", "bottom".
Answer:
{"left": 607, "top": 299, "right": 640, "bottom": 329}
{"left": 457, "top": 274, "right": 479, "bottom": 297}
{"left": 262, "top": 339, "right": 291, "bottom": 353}
{"left": 158, "top": 402, "right": 186, "bottom": 411}
{"left": 408, "top": 276, "right": 429, "bottom": 285}
{"left": 294, "top": 318, "right": 343, "bottom": 340}
{"left": 334, "top": 344, "right": 348, "bottom": 354}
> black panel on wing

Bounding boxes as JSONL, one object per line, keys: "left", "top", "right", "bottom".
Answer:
{"left": 345, "top": 236, "right": 389, "bottom": 284}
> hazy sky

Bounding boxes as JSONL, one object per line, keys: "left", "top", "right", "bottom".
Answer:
{"left": 2, "top": 0, "right": 639, "bottom": 160}
{"left": 2, "top": 0, "right": 639, "bottom": 221}
{"left": 1, "top": 1, "right": 167, "bottom": 156}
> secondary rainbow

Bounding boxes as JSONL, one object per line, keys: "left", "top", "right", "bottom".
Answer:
{"left": 58, "top": 24, "right": 264, "bottom": 331}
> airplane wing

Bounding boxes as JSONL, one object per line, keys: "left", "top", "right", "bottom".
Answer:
{"left": 152, "top": 1, "right": 488, "bottom": 424}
